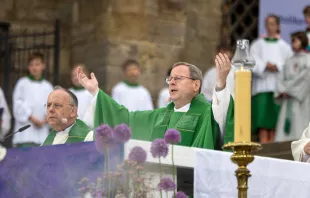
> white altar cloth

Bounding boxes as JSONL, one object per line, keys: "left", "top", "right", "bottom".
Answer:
{"left": 194, "top": 149, "right": 310, "bottom": 198}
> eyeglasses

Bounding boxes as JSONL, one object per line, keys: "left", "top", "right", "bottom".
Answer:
{"left": 165, "top": 76, "right": 195, "bottom": 84}
{"left": 45, "top": 103, "right": 75, "bottom": 110}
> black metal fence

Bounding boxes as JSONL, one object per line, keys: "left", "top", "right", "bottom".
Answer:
{"left": 221, "top": 0, "right": 259, "bottom": 47}
{"left": 0, "top": 20, "right": 60, "bottom": 106}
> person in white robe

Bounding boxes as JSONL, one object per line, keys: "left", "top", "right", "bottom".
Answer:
{"left": 0, "top": 87, "right": 11, "bottom": 140}
{"left": 202, "top": 44, "right": 235, "bottom": 101}
{"left": 157, "top": 68, "right": 171, "bottom": 108}
{"left": 291, "top": 123, "right": 310, "bottom": 162}
{"left": 111, "top": 59, "right": 154, "bottom": 111}
{"left": 12, "top": 52, "right": 53, "bottom": 147}
{"left": 69, "top": 64, "right": 93, "bottom": 119}
{"left": 250, "top": 14, "right": 293, "bottom": 144}
{"left": 303, "top": 5, "right": 310, "bottom": 51}
{"left": 41, "top": 86, "right": 93, "bottom": 145}
{"left": 275, "top": 32, "right": 310, "bottom": 142}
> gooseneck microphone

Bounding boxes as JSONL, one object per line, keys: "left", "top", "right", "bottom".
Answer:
{"left": 0, "top": 125, "right": 31, "bottom": 141}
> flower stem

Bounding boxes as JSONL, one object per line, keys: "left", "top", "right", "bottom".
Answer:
{"left": 106, "top": 146, "right": 111, "bottom": 198}
{"left": 172, "top": 145, "right": 176, "bottom": 197}
{"left": 159, "top": 157, "right": 163, "bottom": 198}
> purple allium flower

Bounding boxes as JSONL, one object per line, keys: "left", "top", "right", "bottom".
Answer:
{"left": 114, "top": 124, "right": 131, "bottom": 143}
{"left": 95, "top": 124, "right": 114, "bottom": 152}
{"left": 164, "top": 129, "right": 181, "bottom": 144}
{"left": 158, "top": 177, "right": 176, "bottom": 191}
{"left": 128, "top": 146, "right": 147, "bottom": 163}
{"left": 174, "top": 191, "right": 188, "bottom": 198}
{"left": 150, "top": 138, "right": 169, "bottom": 158}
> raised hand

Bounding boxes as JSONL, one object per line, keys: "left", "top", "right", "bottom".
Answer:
{"left": 215, "top": 53, "right": 231, "bottom": 90}
{"left": 77, "top": 67, "right": 99, "bottom": 96}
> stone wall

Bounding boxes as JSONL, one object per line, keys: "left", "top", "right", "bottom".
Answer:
{"left": 1, "top": 0, "right": 222, "bottom": 104}
{"left": 71, "top": 0, "right": 222, "bottom": 105}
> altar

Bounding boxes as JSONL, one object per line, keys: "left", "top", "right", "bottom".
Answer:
{"left": 0, "top": 140, "right": 310, "bottom": 197}
{"left": 194, "top": 148, "right": 310, "bottom": 198}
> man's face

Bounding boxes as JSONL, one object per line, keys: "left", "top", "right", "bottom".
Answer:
{"left": 46, "top": 90, "right": 76, "bottom": 128}
{"left": 168, "top": 65, "right": 199, "bottom": 103}
{"left": 71, "top": 67, "right": 80, "bottom": 86}
{"left": 28, "top": 58, "right": 45, "bottom": 78}
{"left": 124, "top": 64, "right": 141, "bottom": 83}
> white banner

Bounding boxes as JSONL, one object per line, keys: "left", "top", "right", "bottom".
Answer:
{"left": 259, "top": 0, "right": 308, "bottom": 44}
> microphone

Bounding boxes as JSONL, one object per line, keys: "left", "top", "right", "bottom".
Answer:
{"left": 0, "top": 125, "right": 31, "bottom": 141}
{"left": 61, "top": 118, "right": 68, "bottom": 124}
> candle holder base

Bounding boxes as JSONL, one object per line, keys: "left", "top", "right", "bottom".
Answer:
{"left": 222, "top": 142, "right": 262, "bottom": 198}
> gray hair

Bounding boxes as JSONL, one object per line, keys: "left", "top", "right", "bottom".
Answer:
{"left": 53, "top": 85, "right": 78, "bottom": 107}
{"left": 171, "top": 62, "right": 203, "bottom": 93}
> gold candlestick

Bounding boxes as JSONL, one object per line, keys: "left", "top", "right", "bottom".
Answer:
{"left": 223, "top": 142, "right": 262, "bottom": 198}
{"left": 223, "top": 39, "right": 263, "bottom": 198}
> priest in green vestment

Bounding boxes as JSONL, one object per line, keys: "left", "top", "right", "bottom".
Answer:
{"left": 78, "top": 53, "right": 234, "bottom": 149}
{"left": 42, "top": 86, "right": 93, "bottom": 145}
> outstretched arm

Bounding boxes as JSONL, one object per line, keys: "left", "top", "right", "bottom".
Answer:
{"left": 77, "top": 67, "right": 99, "bottom": 96}
{"left": 212, "top": 53, "right": 232, "bottom": 137}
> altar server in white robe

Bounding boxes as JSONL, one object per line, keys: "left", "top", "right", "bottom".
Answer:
{"left": 250, "top": 14, "right": 293, "bottom": 144}
{"left": 12, "top": 52, "right": 53, "bottom": 147}
{"left": 202, "top": 44, "right": 235, "bottom": 101}
{"left": 303, "top": 5, "right": 310, "bottom": 51}
{"left": 111, "top": 59, "right": 154, "bottom": 111}
{"left": 157, "top": 68, "right": 171, "bottom": 108}
{"left": 0, "top": 87, "right": 11, "bottom": 140}
{"left": 275, "top": 32, "right": 310, "bottom": 142}
{"left": 69, "top": 64, "right": 92, "bottom": 119}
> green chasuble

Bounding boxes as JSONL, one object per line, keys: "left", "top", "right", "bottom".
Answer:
{"left": 94, "top": 90, "right": 234, "bottom": 149}
{"left": 42, "top": 119, "right": 91, "bottom": 145}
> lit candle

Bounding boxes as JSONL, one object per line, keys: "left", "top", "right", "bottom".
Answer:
{"left": 234, "top": 67, "right": 251, "bottom": 142}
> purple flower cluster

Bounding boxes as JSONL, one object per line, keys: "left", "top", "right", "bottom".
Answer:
{"left": 95, "top": 125, "right": 114, "bottom": 152}
{"left": 128, "top": 146, "right": 147, "bottom": 163}
{"left": 95, "top": 123, "right": 131, "bottom": 152}
{"left": 164, "top": 129, "right": 181, "bottom": 144}
{"left": 157, "top": 177, "right": 176, "bottom": 191}
{"left": 175, "top": 191, "right": 188, "bottom": 198}
{"left": 114, "top": 124, "right": 131, "bottom": 143}
{"left": 150, "top": 139, "right": 169, "bottom": 158}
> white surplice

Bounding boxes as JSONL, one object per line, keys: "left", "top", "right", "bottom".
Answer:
{"left": 111, "top": 81, "right": 154, "bottom": 111}
{"left": 12, "top": 77, "right": 53, "bottom": 145}
{"left": 0, "top": 87, "right": 11, "bottom": 139}
{"left": 291, "top": 122, "right": 310, "bottom": 162}
{"left": 275, "top": 52, "right": 310, "bottom": 142}
{"left": 69, "top": 88, "right": 93, "bottom": 119}
{"left": 250, "top": 38, "right": 293, "bottom": 96}
{"left": 157, "top": 87, "right": 170, "bottom": 108}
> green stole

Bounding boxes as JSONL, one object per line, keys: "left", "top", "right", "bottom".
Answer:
{"left": 264, "top": 38, "right": 279, "bottom": 43}
{"left": 94, "top": 89, "right": 234, "bottom": 149}
{"left": 28, "top": 74, "right": 44, "bottom": 81}
{"left": 42, "top": 119, "right": 91, "bottom": 145}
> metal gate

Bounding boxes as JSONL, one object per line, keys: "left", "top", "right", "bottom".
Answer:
{"left": 221, "top": 0, "right": 259, "bottom": 47}
{"left": 0, "top": 20, "right": 60, "bottom": 106}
